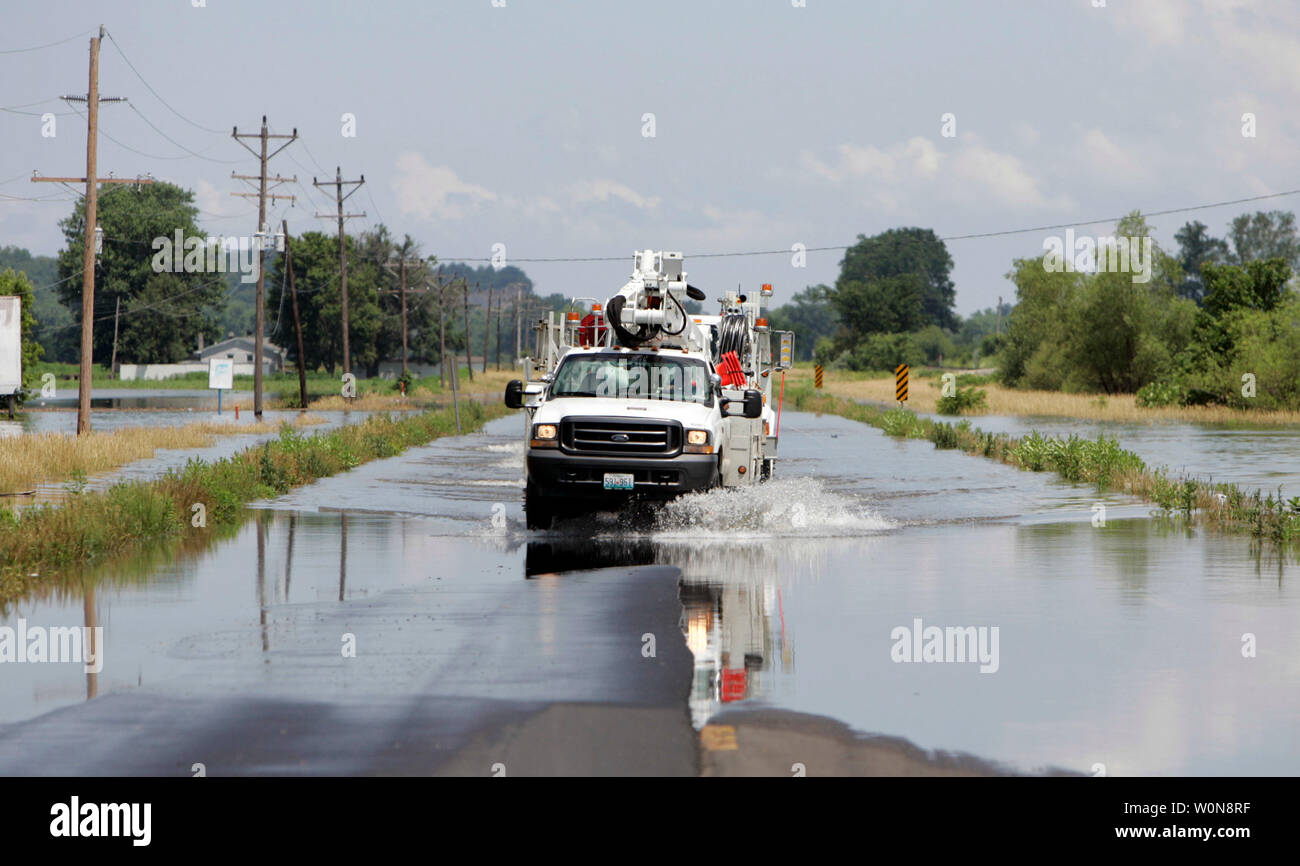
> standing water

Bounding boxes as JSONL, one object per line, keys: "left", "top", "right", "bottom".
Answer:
{"left": 0, "top": 412, "right": 1296, "bottom": 775}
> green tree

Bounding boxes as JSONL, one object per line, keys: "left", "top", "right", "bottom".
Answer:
{"left": 766, "top": 285, "right": 838, "bottom": 361}
{"left": 831, "top": 227, "right": 957, "bottom": 335}
{"left": 1226, "top": 210, "right": 1300, "bottom": 269}
{"left": 1173, "top": 220, "right": 1229, "bottom": 304}
{"left": 0, "top": 268, "right": 44, "bottom": 402}
{"left": 268, "top": 230, "right": 385, "bottom": 375}
{"left": 1201, "top": 258, "right": 1290, "bottom": 318}
{"left": 1062, "top": 214, "right": 1192, "bottom": 393}
{"left": 56, "top": 182, "right": 224, "bottom": 364}
{"left": 1000, "top": 257, "right": 1083, "bottom": 389}
{"left": 1002, "top": 213, "right": 1194, "bottom": 394}
{"left": 831, "top": 273, "right": 929, "bottom": 337}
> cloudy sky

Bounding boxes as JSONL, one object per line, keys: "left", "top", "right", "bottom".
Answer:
{"left": 2, "top": 0, "right": 1297, "bottom": 315}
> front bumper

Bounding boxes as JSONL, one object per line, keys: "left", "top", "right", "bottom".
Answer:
{"left": 526, "top": 449, "right": 718, "bottom": 500}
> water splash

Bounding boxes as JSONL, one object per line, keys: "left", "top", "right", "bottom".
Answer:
{"left": 645, "top": 477, "right": 894, "bottom": 538}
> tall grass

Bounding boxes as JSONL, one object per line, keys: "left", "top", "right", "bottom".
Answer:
{"left": 0, "top": 402, "right": 505, "bottom": 603}
{"left": 0, "top": 414, "right": 326, "bottom": 494}
{"left": 794, "top": 365, "right": 1300, "bottom": 425}
{"left": 789, "top": 385, "right": 1300, "bottom": 545}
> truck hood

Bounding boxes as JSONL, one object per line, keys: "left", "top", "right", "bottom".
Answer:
{"left": 533, "top": 396, "right": 714, "bottom": 426}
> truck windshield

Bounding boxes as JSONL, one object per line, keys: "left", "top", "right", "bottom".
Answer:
{"left": 550, "top": 353, "right": 713, "bottom": 405}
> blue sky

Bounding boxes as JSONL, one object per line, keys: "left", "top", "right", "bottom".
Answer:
{"left": 3, "top": 0, "right": 1297, "bottom": 315}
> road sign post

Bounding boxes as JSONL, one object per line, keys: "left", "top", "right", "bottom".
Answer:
{"left": 209, "top": 357, "right": 234, "bottom": 415}
{"left": 814, "top": 364, "right": 823, "bottom": 389}
{"left": 896, "top": 364, "right": 909, "bottom": 404}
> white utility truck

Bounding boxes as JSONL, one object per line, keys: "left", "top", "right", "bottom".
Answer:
{"left": 504, "top": 250, "right": 795, "bottom": 529}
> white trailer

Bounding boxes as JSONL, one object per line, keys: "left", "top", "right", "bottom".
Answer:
{"left": 0, "top": 296, "right": 22, "bottom": 414}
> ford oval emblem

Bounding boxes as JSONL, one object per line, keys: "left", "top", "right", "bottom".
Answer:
{"left": 611, "top": 433, "right": 630, "bottom": 442}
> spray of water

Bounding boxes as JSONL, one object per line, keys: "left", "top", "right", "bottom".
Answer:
{"left": 643, "top": 476, "right": 894, "bottom": 538}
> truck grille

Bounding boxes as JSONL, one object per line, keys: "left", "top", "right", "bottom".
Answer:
{"left": 562, "top": 417, "right": 681, "bottom": 456}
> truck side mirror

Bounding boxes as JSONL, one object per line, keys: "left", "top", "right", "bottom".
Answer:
{"left": 722, "top": 389, "right": 764, "bottom": 419}
{"left": 504, "top": 379, "right": 524, "bottom": 409}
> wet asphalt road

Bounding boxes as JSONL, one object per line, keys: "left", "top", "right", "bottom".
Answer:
{"left": 0, "top": 562, "right": 697, "bottom": 776}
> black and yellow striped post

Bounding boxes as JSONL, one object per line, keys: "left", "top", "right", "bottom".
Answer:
{"left": 814, "top": 364, "right": 824, "bottom": 389}
{"left": 895, "top": 363, "right": 909, "bottom": 404}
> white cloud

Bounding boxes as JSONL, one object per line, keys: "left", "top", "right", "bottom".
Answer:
{"left": 801, "top": 135, "right": 1062, "bottom": 211}
{"left": 1113, "top": 0, "right": 1187, "bottom": 47}
{"left": 391, "top": 151, "right": 497, "bottom": 221}
{"left": 800, "top": 137, "right": 940, "bottom": 184}
{"left": 1075, "top": 128, "right": 1145, "bottom": 184}
{"left": 1013, "top": 122, "right": 1040, "bottom": 149}
{"left": 195, "top": 179, "right": 251, "bottom": 220}
{"left": 951, "top": 144, "right": 1063, "bottom": 209}
{"left": 568, "top": 179, "right": 660, "bottom": 210}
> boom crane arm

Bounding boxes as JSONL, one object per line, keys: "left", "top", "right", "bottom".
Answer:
{"left": 605, "top": 249, "right": 706, "bottom": 348}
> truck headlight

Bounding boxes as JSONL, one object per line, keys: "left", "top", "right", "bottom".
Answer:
{"left": 684, "top": 429, "right": 712, "bottom": 454}
{"left": 531, "top": 423, "right": 559, "bottom": 448}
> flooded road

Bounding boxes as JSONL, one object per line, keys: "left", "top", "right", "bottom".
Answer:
{"left": 1, "top": 410, "right": 1297, "bottom": 775}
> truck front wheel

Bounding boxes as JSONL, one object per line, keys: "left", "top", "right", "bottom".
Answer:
{"left": 525, "top": 480, "right": 558, "bottom": 530}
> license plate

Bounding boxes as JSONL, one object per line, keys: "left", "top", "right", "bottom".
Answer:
{"left": 602, "top": 472, "right": 635, "bottom": 490}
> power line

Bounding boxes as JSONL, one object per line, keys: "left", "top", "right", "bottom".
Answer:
{"left": 126, "top": 102, "right": 242, "bottom": 163}
{"left": 101, "top": 28, "right": 226, "bottom": 135}
{"left": 42, "top": 271, "right": 234, "bottom": 334}
{"left": 425, "top": 185, "right": 1300, "bottom": 264}
{"left": 300, "top": 139, "right": 328, "bottom": 175}
{"left": 0, "top": 191, "right": 76, "bottom": 203}
{"left": 940, "top": 187, "right": 1300, "bottom": 241}
{"left": 0, "top": 98, "right": 79, "bottom": 116}
{"left": 363, "top": 182, "right": 387, "bottom": 229}
{"left": 0, "top": 30, "right": 93, "bottom": 55}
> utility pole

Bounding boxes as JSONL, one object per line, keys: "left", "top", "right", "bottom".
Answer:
{"left": 313, "top": 168, "right": 364, "bottom": 380}
{"left": 231, "top": 116, "right": 297, "bottom": 419}
{"left": 514, "top": 284, "right": 522, "bottom": 363}
{"left": 482, "top": 285, "right": 492, "bottom": 374}
{"left": 462, "top": 280, "right": 475, "bottom": 382}
{"left": 282, "top": 220, "right": 308, "bottom": 409}
{"left": 109, "top": 296, "right": 120, "bottom": 378}
{"left": 399, "top": 257, "right": 410, "bottom": 380}
{"left": 495, "top": 302, "right": 502, "bottom": 371}
{"left": 436, "top": 268, "right": 447, "bottom": 388}
{"left": 996, "top": 295, "right": 1003, "bottom": 336}
{"left": 31, "top": 25, "right": 152, "bottom": 435}
{"left": 381, "top": 246, "right": 428, "bottom": 381}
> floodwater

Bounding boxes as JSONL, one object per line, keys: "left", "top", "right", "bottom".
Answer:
{"left": 21, "top": 388, "right": 268, "bottom": 412}
{"left": 1, "top": 409, "right": 1297, "bottom": 775}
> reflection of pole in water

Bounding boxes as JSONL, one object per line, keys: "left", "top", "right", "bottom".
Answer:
{"left": 339, "top": 513, "right": 348, "bottom": 602}
{"left": 83, "top": 582, "right": 98, "bottom": 701}
{"left": 284, "top": 513, "right": 296, "bottom": 603}
{"left": 257, "top": 516, "right": 269, "bottom": 658}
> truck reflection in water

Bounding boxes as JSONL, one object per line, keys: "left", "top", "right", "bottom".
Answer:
{"left": 524, "top": 539, "right": 793, "bottom": 727}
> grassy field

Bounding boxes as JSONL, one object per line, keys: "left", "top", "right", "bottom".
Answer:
{"left": 789, "top": 385, "right": 1300, "bottom": 546}
{"left": 301, "top": 368, "right": 516, "bottom": 410}
{"left": 0, "top": 401, "right": 507, "bottom": 605}
{"left": 31, "top": 361, "right": 518, "bottom": 405}
{"left": 785, "top": 365, "right": 1300, "bottom": 426}
{"left": 0, "top": 414, "right": 326, "bottom": 494}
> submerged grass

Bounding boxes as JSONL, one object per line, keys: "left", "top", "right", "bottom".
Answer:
{"left": 789, "top": 385, "right": 1300, "bottom": 546}
{"left": 0, "top": 402, "right": 505, "bottom": 603}
{"left": 0, "top": 414, "right": 327, "bottom": 494}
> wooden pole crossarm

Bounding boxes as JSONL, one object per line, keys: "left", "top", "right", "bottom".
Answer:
{"left": 231, "top": 192, "right": 296, "bottom": 202}
{"left": 31, "top": 176, "right": 154, "bottom": 184}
